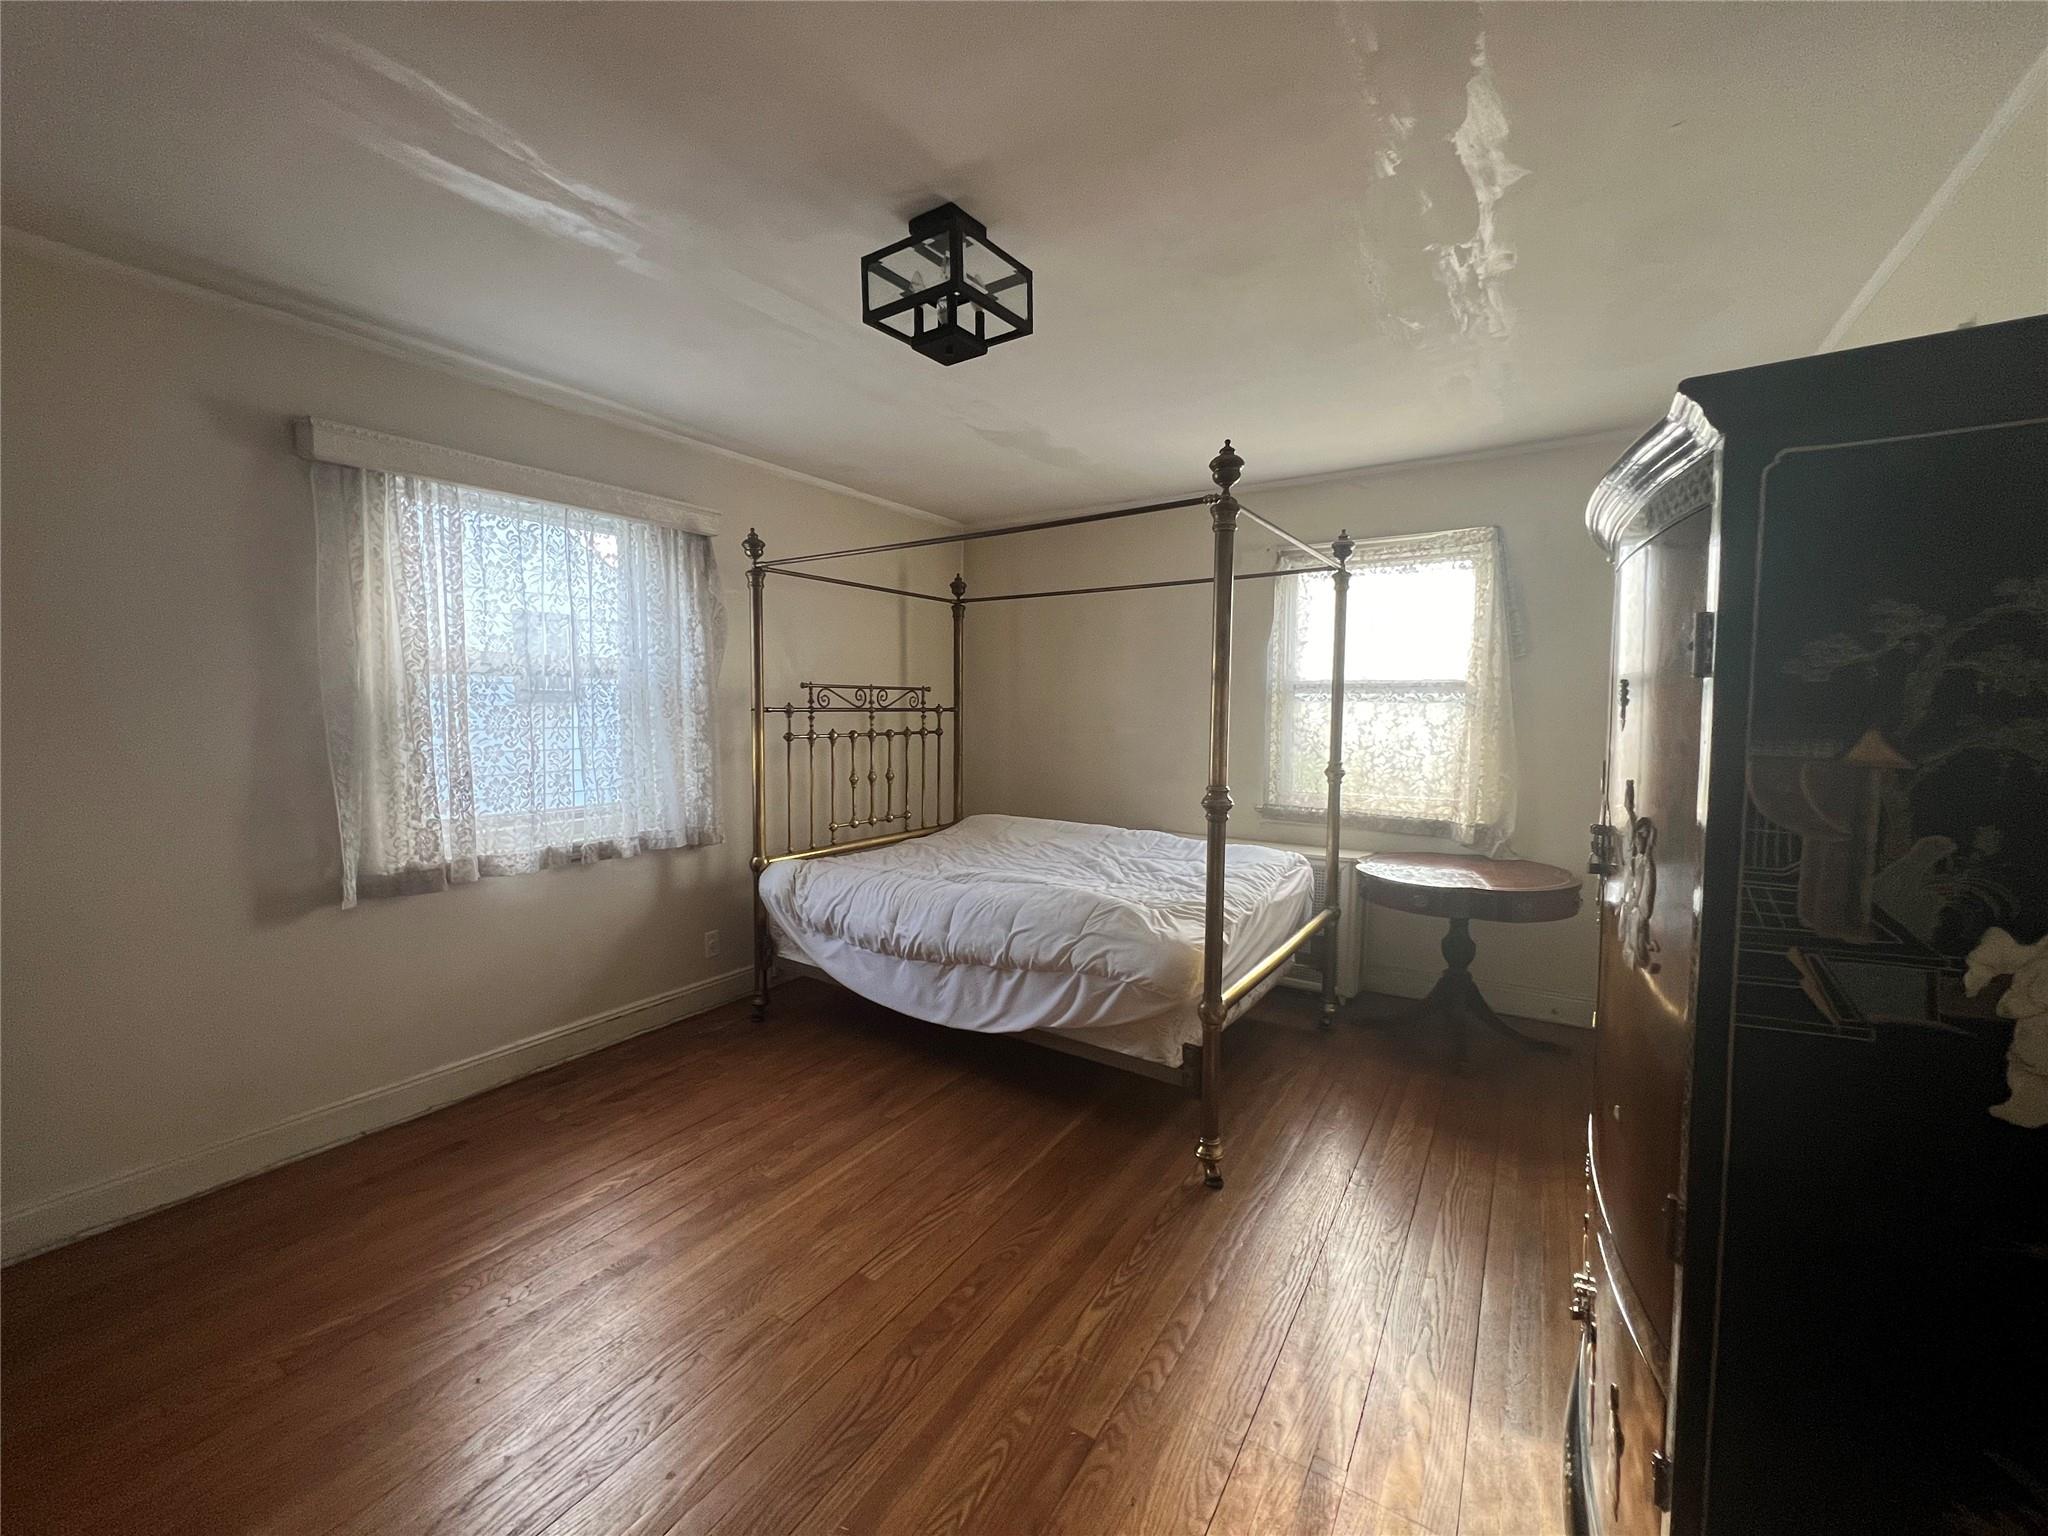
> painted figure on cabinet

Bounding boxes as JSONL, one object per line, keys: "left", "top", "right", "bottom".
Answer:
{"left": 1733, "top": 432, "right": 2047, "bottom": 1137}
{"left": 1723, "top": 415, "right": 2047, "bottom": 1536}
{"left": 1964, "top": 928, "right": 2048, "bottom": 1128}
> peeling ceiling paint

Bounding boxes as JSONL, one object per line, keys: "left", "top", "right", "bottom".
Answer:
{"left": 1434, "top": 34, "right": 1528, "bottom": 342}
{"left": 4, "top": 1, "right": 2043, "bottom": 522}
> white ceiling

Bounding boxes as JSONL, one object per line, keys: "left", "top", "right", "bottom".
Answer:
{"left": 5, "top": 3, "right": 2043, "bottom": 522}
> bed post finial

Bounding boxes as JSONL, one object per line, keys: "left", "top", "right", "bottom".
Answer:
{"left": 1209, "top": 439, "right": 1243, "bottom": 494}
{"left": 743, "top": 526, "right": 766, "bottom": 564}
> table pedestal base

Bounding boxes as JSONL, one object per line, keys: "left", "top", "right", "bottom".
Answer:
{"left": 1399, "top": 916, "right": 1566, "bottom": 1060}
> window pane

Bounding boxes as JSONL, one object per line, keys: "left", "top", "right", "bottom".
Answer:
{"left": 1274, "top": 685, "right": 1472, "bottom": 822}
{"left": 324, "top": 465, "right": 720, "bottom": 902}
{"left": 443, "top": 490, "right": 634, "bottom": 825}
{"left": 1290, "top": 557, "right": 1476, "bottom": 683}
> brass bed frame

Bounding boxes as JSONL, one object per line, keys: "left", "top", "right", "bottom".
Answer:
{"left": 744, "top": 441, "right": 1353, "bottom": 1188}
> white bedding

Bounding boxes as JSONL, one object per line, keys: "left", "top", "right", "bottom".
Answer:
{"left": 759, "top": 813, "right": 1315, "bottom": 1065}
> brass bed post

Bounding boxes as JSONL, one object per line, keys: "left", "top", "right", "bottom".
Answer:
{"left": 1320, "top": 531, "right": 1355, "bottom": 1028}
{"left": 950, "top": 573, "right": 966, "bottom": 821}
{"left": 744, "top": 527, "right": 772, "bottom": 1021}
{"left": 1197, "top": 439, "right": 1242, "bottom": 1190}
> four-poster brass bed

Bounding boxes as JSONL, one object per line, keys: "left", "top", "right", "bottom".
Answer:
{"left": 743, "top": 440, "right": 1354, "bottom": 1188}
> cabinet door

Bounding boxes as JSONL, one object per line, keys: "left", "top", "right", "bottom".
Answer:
{"left": 1581, "top": 1223, "right": 1669, "bottom": 1536}
{"left": 1593, "top": 502, "right": 1711, "bottom": 1356}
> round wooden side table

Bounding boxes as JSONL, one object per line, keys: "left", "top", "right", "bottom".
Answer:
{"left": 1355, "top": 853, "right": 1583, "bottom": 1054}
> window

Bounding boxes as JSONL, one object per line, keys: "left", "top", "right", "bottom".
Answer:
{"left": 312, "top": 466, "right": 724, "bottom": 906}
{"left": 1263, "top": 525, "right": 1520, "bottom": 849}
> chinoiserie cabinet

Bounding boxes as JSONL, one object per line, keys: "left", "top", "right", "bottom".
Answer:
{"left": 1568, "top": 315, "right": 2048, "bottom": 1536}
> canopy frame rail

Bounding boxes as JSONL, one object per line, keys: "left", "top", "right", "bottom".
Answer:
{"left": 743, "top": 441, "right": 1355, "bottom": 1190}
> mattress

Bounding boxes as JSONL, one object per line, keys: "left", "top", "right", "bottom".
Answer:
{"left": 758, "top": 813, "right": 1316, "bottom": 1065}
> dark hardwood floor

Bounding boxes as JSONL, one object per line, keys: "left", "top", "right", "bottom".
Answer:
{"left": 2, "top": 980, "right": 1589, "bottom": 1536}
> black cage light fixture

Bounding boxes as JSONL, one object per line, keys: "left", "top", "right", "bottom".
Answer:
{"left": 860, "top": 202, "right": 1033, "bottom": 365}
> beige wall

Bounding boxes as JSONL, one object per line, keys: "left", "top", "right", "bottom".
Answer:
{"left": 1833, "top": 70, "right": 2048, "bottom": 350}
{"left": 964, "top": 432, "right": 1633, "bottom": 1024}
{"left": 0, "top": 245, "right": 957, "bottom": 1256}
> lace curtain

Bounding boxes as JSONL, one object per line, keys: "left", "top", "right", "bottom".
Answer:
{"left": 312, "top": 465, "right": 724, "bottom": 907}
{"left": 1263, "top": 525, "right": 1524, "bottom": 851}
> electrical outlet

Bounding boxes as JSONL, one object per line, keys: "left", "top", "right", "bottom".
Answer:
{"left": 704, "top": 929, "right": 722, "bottom": 959}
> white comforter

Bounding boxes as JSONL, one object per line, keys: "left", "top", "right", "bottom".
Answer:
{"left": 759, "top": 813, "right": 1315, "bottom": 1064}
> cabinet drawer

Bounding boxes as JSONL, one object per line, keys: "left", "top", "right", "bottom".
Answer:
{"left": 1577, "top": 1206, "right": 1669, "bottom": 1534}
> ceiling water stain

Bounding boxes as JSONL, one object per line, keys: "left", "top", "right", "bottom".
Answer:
{"left": 1429, "top": 32, "right": 1530, "bottom": 342}
{"left": 286, "top": 14, "right": 900, "bottom": 372}
{"left": 294, "top": 21, "right": 669, "bottom": 281}
{"left": 1331, "top": 4, "right": 1527, "bottom": 367}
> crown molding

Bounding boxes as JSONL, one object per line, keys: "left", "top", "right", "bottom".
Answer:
{"left": 1, "top": 225, "right": 963, "bottom": 531}
{"left": 1010, "top": 422, "right": 1645, "bottom": 526}
{"left": 1237, "top": 423, "right": 1645, "bottom": 496}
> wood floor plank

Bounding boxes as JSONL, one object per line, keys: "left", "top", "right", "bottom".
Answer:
{"left": 1208, "top": 1445, "right": 1436, "bottom": 1536}
{"left": 361, "top": 1074, "right": 1105, "bottom": 1536}
{"left": 1034, "top": 1027, "right": 1398, "bottom": 1536}
{"left": 7, "top": 1024, "right": 929, "bottom": 1488}
{"left": 806, "top": 1031, "right": 1335, "bottom": 1536}
{"left": 1455, "top": 1048, "right": 1585, "bottom": 1536}
{"left": 1055, "top": 1023, "right": 1335, "bottom": 1439}
{"left": 531, "top": 1089, "right": 1160, "bottom": 1536}
{"left": 1337, "top": 1054, "right": 1505, "bottom": 1534}
{"left": 825, "top": 1342, "right": 1104, "bottom": 1536}
{"left": 3, "top": 1008, "right": 781, "bottom": 1357}
{"left": 769, "top": 1034, "right": 1313, "bottom": 1536}
{"left": 541, "top": 1022, "right": 1264, "bottom": 1536}
{"left": 3, "top": 1006, "right": 878, "bottom": 1428}
{"left": 175, "top": 1058, "right": 1045, "bottom": 1536}
{"left": 1238, "top": 1066, "right": 1444, "bottom": 1486}
{"left": 20, "top": 1033, "right": 992, "bottom": 1535}
{"left": 1, "top": 984, "right": 1591, "bottom": 1536}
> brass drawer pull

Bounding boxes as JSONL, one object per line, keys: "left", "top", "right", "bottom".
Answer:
{"left": 1587, "top": 822, "right": 1618, "bottom": 876}
{"left": 1569, "top": 1265, "right": 1598, "bottom": 1324}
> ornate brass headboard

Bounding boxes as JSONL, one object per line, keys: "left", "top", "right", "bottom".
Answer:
{"left": 762, "top": 682, "right": 956, "bottom": 863}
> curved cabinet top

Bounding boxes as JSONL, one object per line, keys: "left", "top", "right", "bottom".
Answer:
{"left": 1585, "top": 392, "right": 1720, "bottom": 567}
{"left": 1586, "top": 313, "right": 2047, "bottom": 567}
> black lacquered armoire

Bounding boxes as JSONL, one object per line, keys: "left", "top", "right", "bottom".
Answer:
{"left": 1569, "top": 316, "right": 2048, "bottom": 1536}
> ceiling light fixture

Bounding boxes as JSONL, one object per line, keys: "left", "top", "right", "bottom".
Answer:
{"left": 860, "top": 202, "right": 1033, "bottom": 366}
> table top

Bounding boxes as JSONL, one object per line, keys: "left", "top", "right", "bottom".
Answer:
{"left": 1356, "top": 852, "right": 1582, "bottom": 923}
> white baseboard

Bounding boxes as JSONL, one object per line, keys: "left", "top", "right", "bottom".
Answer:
{"left": 1, "top": 967, "right": 754, "bottom": 1263}
{"left": 1356, "top": 962, "right": 1595, "bottom": 1029}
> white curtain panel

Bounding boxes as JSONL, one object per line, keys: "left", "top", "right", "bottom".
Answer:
{"left": 1264, "top": 526, "right": 1524, "bottom": 852}
{"left": 312, "top": 465, "right": 724, "bottom": 907}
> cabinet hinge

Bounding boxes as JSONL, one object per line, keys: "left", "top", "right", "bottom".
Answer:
{"left": 1651, "top": 1450, "right": 1674, "bottom": 1511}
{"left": 1663, "top": 1192, "right": 1686, "bottom": 1265}
{"left": 1691, "top": 611, "right": 1716, "bottom": 678}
